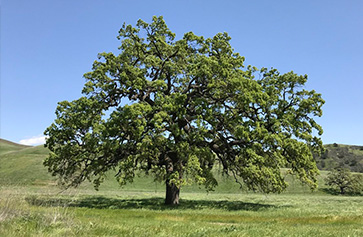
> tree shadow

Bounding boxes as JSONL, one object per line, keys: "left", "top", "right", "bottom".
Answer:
{"left": 320, "top": 188, "right": 341, "bottom": 195}
{"left": 26, "top": 195, "right": 278, "bottom": 211}
{"left": 320, "top": 188, "right": 362, "bottom": 196}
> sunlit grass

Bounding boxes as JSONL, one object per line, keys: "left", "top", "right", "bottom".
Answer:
{"left": 1, "top": 185, "right": 362, "bottom": 236}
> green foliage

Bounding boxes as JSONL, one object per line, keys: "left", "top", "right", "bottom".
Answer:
{"left": 44, "top": 16, "right": 324, "bottom": 201}
{"left": 325, "top": 168, "right": 363, "bottom": 195}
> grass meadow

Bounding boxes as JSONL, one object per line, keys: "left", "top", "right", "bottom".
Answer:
{"left": 0, "top": 141, "right": 362, "bottom": 236}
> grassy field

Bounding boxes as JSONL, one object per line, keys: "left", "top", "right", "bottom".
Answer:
{"left": 1, "top": 140, "right": 362, "bottom": 236}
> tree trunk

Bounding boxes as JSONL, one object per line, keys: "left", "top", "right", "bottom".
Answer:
{"left": 165, "top": 179, "right": 180, "bottom": 205}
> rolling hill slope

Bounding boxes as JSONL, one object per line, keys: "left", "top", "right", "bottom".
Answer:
{"left": 0, "top": 140, "right": 53, "bottom": 185}
{"left": 0, "top": 139, "right": 362, "bottom": 193}
{"left": 0, "top": 138, "right": 30, "bottom": 155}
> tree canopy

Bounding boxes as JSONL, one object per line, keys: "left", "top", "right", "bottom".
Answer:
{"left": 44, "top": 16, "right": 324, "bottom": 205}
{"left": 325, "top": 168, "right": 363, "bottom": 195}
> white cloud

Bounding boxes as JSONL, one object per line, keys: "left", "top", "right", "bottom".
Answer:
{"left": 19, "top": 135, "right": 47, "bottom": 146}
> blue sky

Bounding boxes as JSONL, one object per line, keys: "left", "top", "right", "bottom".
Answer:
{"left": 1, "top": 0, "right": 362, "bottom": 146}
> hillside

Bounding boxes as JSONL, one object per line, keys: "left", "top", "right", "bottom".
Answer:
{"left": 1, "top": 139, "right": 362, "bottom": 192}
{"left": 0, "top": 138, "right": 30, "bottom": 155}
{"left": 0, "top": 139, "right": 53, "bottom": 185}
{"left": 315, "top": 144, "right": 363, "bottom": 173}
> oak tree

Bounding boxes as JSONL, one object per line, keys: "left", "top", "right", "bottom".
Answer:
{"left": 325, "top": 168, "right": 363, "bottom": 195}
{"left": 44, "top": 16, "right": 324, "bottom": 205}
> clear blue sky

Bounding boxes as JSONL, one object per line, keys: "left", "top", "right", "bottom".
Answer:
{"left": 1, "top": 0, "right": 362, "bottom": 145}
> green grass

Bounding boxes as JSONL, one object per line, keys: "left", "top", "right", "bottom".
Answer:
{"left": 0, "top": 145, "right": 54, "bottom": 185}
{"left": 1, "top": 139, "right": 362, "bottom": 236}
{"left": 0, "top": 139, "right": 30, "bottom": 155}
{"left": 1, "top": 186, "right": 362, "bottom": 236}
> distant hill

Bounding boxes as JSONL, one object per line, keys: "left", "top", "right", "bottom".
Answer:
{"left": 315, "top": 144, "right": 363, "bottom": 173}
{"left": 0, "top": 138, "right": 30, "bottom": 155}
{"left": 0, "top": 139, "right": 53, "bottom": 185}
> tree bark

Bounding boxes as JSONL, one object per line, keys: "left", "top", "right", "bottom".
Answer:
{"left": 165, "top": 179, "right": 180, "bottom": 205}
{"left": 340, "top": 186, "right": 345, "bottom": 195}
